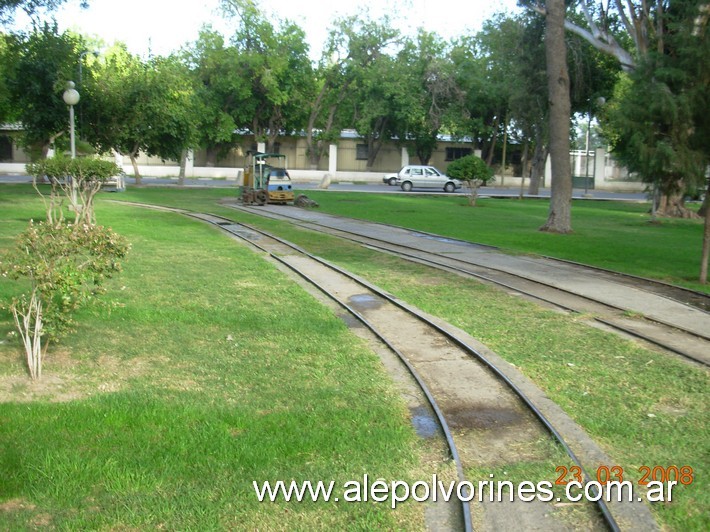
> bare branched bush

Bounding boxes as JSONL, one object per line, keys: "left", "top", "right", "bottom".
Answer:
{"left": 0, "top": 156, "right": 130, "bottom": 378}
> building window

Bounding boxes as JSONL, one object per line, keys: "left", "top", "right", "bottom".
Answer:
{"left": 445, "top": 147, "right": 472, "bottom": 161}
{"left": 0, "top": 136, "right": 13, "bottom": 161}
{"left": 356, "top": 144, "right": 369, "bottom": 160}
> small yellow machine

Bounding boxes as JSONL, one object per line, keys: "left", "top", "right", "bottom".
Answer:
{"left": 241, "top": 152, "right": 294, "bottom": 205}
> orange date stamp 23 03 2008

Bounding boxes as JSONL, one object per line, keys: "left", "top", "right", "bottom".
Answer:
{"left": 555, "top": 465, "right": 695, "bottom": 486}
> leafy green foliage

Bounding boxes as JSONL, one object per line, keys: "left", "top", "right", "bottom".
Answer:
{"left": 0, "top": 37, "right": 15, "bottom": 124}
{"left": 324, "top": 14, "right": 404, "bottom": 168}
{"left": 446, "top": 154, "right": 494, "bottom": 206}
{"left": 26, "top": 155, "right": 121, "bottom": 225}
{"left": 27, "top": 155, "right": 119, "bottom": 184}
{"left": 2, "top": 220, "right": 130, "bottom": 343}
{"left": 81, "top": 46, "right": 199, "bottom": 182}
{"left": 181, "top": 30, "right": 245, "bottom": 164}
{"left": 2, "top": 23, "right": 83, "bottom": 157}
{"left": 394, "top": 30, "right": 460, "bottom": 165}
{"left": 604, "top": 3, "right": 708, "bottom": 204}
{"left": 446, "top": 154, "right": 494, "bottom": 183}
{"left": 220, "top": 0, "right": 315, "bottom": 151}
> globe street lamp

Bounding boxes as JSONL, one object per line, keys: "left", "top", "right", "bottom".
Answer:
{"left": 62, "top": 81, "right": 80, "bottom": 158}
{"left": 62, "top": 81, "right": 80, "bottom": 207}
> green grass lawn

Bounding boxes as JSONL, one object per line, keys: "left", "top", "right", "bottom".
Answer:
{"left": 0, "top": 190, "right": 424, "bottom": 529}
{"left": 1, "top": 184, "right": 708, "bottom": 530}
{"left": 209, "top": 199, "right": 708, "bottom": 531}
{"left": 72, "top": 184, "right": 707, "bottom": 292}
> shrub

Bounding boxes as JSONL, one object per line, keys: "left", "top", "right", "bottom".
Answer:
{"left": 1, "top": 221, "right": 130, "bottom": 379}
{"left": 26, "top": 155, "right": 121, "bottom": 225}
{"left": 446, "top": 155, "right": 495, "bottom": 206}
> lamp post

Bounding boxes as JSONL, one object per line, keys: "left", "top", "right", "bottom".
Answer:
{"left": 62, "top": 81, "right": 80, "bottom": 158}
{"left": 63, "top": 81, "right": 80, "bottom": 207}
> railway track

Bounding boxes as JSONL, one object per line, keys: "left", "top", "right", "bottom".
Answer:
{"left": 119, "top": 201, "right": 666, "bottom": 531}
{"left": 228, "top": 204, "right": 710, "bottom": 367}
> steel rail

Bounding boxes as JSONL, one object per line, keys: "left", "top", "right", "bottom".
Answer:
{"left": 116, "top": 201, "right": 642, "bottom": 530}
{"left": 206, "top": 214, "right": 622, "bottom": 532}
{"left": 238, "top": 204, "right": 710, "bottom": 311}
{"left": 230, "top": 205, "right": 710, "bottom": 363}
{"left": 198, "top": 216, "right": 474, "bottom": 532}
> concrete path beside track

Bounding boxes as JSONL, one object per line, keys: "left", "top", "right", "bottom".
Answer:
{"left": 253, "top": 205, "right": 710, "bottom": 343}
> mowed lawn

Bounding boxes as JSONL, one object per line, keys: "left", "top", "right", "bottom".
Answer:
{"left": 0, "top": 184, "right": 708, "bottom": 530}
{"left": 0, "top": 188, "right": 423, "bottom": 529}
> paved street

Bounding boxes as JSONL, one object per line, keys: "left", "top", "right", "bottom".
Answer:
{"left": 0, "top": 174, "right": 649, "bottom": 201}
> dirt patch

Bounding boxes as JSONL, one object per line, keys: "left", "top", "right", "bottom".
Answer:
{"left": 0, "top": 498, "right": 36, "bottom": 512}
{"left": 0, "top": 349, "right": 180, "bottom": 403}
{"left": 0, "top": 374, "right": 84, "bottom": 403}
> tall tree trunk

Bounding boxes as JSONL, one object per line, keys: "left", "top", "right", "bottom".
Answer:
{"left": 129, "top": 153, "right": 142, "bottom": 186}
{"left": 205, "top": 146, "right": 219, "bottom": 167}
{"left": 701, "top": 179, "right": 710, "bottom": 284}
{"left": 657, "top": 188, "right": 701, "bottom": 219}
{"left": 519, "top": 140, "right": 529, "bottom": 199}
{"left": 178, "top": 149, "right": 188, "bottom": 187}
{"left": 528, "top": 125, "right": 547, "bottom": 195}
{"left": 699, "top": 190, "right": 709, "bottom": 218}
{"left": 500, "top": 113, "right": 509, "bottom": 186}
{"left": 540, "top": 0, "right": 574, "bottom": 234}
{"left": 485, "top": 114, "right": 500, "bottom": 166}
{"left": 366, "top": 118, "right": 388, "bottom": 170}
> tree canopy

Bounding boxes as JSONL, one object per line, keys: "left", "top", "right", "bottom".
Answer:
{"left": 0, "top": 0, "right": 86, "bottom": 25}
{"left": 1, "top": 0, "right": 706, "bottom": 234}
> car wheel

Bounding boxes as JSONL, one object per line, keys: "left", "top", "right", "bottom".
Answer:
{"left": 401, "top": 181, "right": 413, "bottom": 192}
{"left": 388, "top": 177, "right": 397, "bottom": 186}
{"left": 444, "top": 182, "right": 455, "bottom": 193}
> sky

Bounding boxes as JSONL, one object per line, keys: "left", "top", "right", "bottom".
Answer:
{"left": 13, "top": 0, "right": 522, "bottom": 60}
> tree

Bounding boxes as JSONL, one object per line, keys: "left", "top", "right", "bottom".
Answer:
{"left": 303, "top": 14, "right": 394, "bottom": 170}
{"left": 0, "top": 0, "right": 86, "bottom": 25}
{"left": 183, "top": 29, "right": 248, "bottom": 168}
{"left": 0, "top": 36, "right": 15, "bottom": 124}
{"left": 602, "top": 2, "right": 708, "bottom": 219}
{"left": 3, "top": 155, "right": 128, "bottom": 380}
{"left": 446, "top": 154, "right": 494, "bottom": 206}
{"left": 221, "top": 0, "right": 313, "bottom": 151}
{"left": 458, "top": 18, "right": 519, "bottom": 167}
{"left": 82, "top": 46, "right": 198, "bottom": 184}
{"left": 27, "top": 155, "right": 121, "bottom": 225}
{"left": 3, "top": 23, "right": 84, "bottom": 158}
{"left": 470, "top": 13, "right": 548, "bottom": 194}
{"left": 386, "top": 30, "right": 460, "bottom": 165}
{"left": 304, "top": 46, "right": 350, "bottom": 169}
{"left": 449, "top": 33, "right": 507, "bottom": 167}
{"left": 539, "top": 0, "right": 574, "bottom": 233}
{"left": 343, "top": 15, "right": 403, "bottom": 170}
{"left": 532, "top": 1, "right": 708, "bottom": 219}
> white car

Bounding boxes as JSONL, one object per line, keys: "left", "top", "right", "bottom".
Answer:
{"left": 383, "top": 172, "right": 399, "bottom": 185}
{"left": 385, "top": 165, "right": 462, "bottom": 192}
